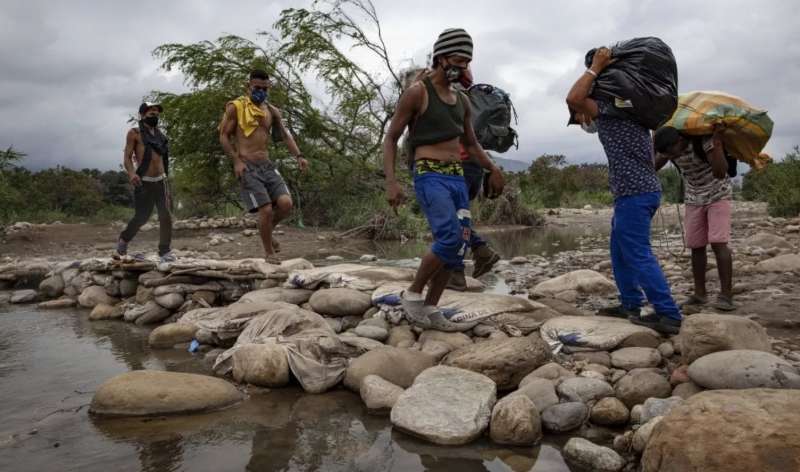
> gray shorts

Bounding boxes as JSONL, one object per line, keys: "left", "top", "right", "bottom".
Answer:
{"left": 239, "top": 160, "right": 290, "bottom": 212}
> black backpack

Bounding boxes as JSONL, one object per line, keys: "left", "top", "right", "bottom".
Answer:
{"left": 467, "top": 84, "right": 518, "bottom": 153}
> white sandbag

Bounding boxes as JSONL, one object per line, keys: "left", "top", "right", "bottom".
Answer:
{"left": 214, "top": 305, "right": 349, "bottom": 393}
{"left": 371, "top": 283, "right": 560, "bottom": 333}
{"left": 179, "top": 301, "right": 297, "bottom": 341}
{"left": 286, "top": 264, "right": 417, "bottom": 291}
{"left": 540, "top": 316, "right": 660, "bottom": 354}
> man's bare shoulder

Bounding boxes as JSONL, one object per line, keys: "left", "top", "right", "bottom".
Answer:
{"left": 127, "top": 128, "right": 140, "bottom": 139}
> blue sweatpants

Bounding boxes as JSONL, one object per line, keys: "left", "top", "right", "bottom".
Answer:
{"left": 462, "top": 160, "right": 487, "bottom": 250}
{"left": 610, "top": 192, "right": 681, "bottom": 320}
{"left": 414, "top": 172, "right": 471, "bottom": 270}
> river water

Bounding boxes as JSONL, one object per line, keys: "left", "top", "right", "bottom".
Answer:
{"left": 0, "top": 227, "right": 593, "bottom": 472}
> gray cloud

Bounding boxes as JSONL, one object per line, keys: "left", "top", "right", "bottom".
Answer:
{"left": 0, "top": 0, "right": 796, "bottom": 171}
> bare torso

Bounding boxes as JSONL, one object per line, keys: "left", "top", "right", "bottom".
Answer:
{"left": 235, "top": 104, "right": 273, "bottom": 164}
{"left": 132, "top": 128, "right": 165, "bottom": 177}
{"left": 412, "top": 79, "right": 463, "bottom": 163}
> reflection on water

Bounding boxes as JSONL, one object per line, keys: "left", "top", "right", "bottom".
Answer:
{"left": 0, "top": 239, "right": 575, "bottom": 472}
{"left": 344, "top": 226, "right": 599, "bottom": 264}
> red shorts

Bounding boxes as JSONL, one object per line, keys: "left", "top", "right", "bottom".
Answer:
{"left": 684, "top": 199, "right": 731, "bottom": 249}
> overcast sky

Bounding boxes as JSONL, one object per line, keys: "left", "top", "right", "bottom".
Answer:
{"left": 1, "top": 0, "right": 796, "bottom": 171}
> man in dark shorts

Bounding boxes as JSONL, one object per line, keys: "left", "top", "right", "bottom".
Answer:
{"left": 384, "top": 28, "right": 505, "bottom": 331}
{"left": 117, "top": 102, "right": 174, "bottom": 262}
{"left": 566, "top": 47, "right": 683, "bottom": 335}
{"left": 219, "top": 70, "right": 308, "bottom": 262}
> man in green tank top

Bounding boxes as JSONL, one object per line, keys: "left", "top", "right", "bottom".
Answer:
{"left": 383, "top": 28, "right": 505, "bottom": 331}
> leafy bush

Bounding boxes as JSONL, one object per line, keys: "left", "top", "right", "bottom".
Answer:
{"left": 742, "top": 146, "right": 800, "bottom": 217}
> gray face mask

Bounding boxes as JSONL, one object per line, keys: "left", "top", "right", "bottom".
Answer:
{"left": 581, "top": 120, "right": 598, "bottom": 134}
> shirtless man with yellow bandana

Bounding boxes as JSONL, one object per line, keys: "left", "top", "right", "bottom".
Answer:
{"left": 219, "top": 69, "right": 308, "bottom": 262}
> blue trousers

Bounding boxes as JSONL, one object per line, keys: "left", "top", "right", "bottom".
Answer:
{"left": 414, "top": 172, "right": 471, "bottom": 270}
{"left": 462, "top": 160, "right": 487, "bottom": 250}
{"left": 610, "top": 192, "right": 681, "bottom": 320}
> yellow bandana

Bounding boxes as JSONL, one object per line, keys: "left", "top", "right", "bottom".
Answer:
{"left": 229, "top": 96, "right": 266, "bottom": 137}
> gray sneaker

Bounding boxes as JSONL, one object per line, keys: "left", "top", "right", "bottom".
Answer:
{"left": 426, "top": 308, "right": 478, "bottom": 332}
{"left": 160, "top": 251, "right": 177, "bottom": 263}
{"left": 401, "top": 291, "right": 431, "bottom": 329}
{"left": 116, "top": 238, "right": 128, "bottom": 257}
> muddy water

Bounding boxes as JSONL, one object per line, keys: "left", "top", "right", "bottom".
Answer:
{"left": 348, "top": 226, "right": 597, "bottom": 263}
{"left": 0, "top": 304, "right": 571, "bottom": 472}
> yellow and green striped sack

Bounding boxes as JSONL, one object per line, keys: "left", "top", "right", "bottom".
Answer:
{"left": 664, "top": 91, "right": 773, "bottom": 169}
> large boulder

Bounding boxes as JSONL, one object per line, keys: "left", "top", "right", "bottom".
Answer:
{"left": 755, "top": 253, "right": 800, "bottom": 273}
{"left": 611, "top": 347, "right": 662, "bottom": 370}
{"left": 309, "top": 288, "right": 372, "bottom": 317}
{"left": 391, "top": 366, "right": 496, "bottom": 446}
{"left": 563, "top": 438, "right": 625, "bottom": 472}
{"left": 360, "top": 375, "right": 404, "bottom": 412}
{"left": 443, "top": 335, "right": 551, "bottom": 390}
{"left": 78, "top": 285, "right": 118, "bottom": 308}
{"left": 679, "top": 313, "right": 772, "bottom": 363}
{"left": 89, "top": 370, "right": 243, "bottom": 416}
{"left": 642, "top": 389, "right": 800, "bottom": 472}
{"left": 532, "top": 269, "right": 616, "bottom": 297}
{"left": 149, "top": 323, "right": 199, "bottom": 349}
{"left": 231, "top": 343, "right": 290, "bottom": 387}
{"left": 615, "top": 369, "right": 672, "bottom": 408}
{"left": 489, "top": 394, "right": 542, "bottom": 446}
{"left": 557, "top": 377, "right": 614, "bottom": 404}
{"left": 688, "top": 350, "right": 800, "bottom": 390}
{"left": 344, "top": 347, "right": 436, "bottom": 391}
{"left": 39, "top": 274, "right": 65, "bottom": 299}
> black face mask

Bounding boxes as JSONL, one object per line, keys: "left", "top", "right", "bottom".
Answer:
{"left": 143, "top": 116, "right": 159, "bottom": 127}
{"left": 443, "top": 60, "right": 466, "bottom": 83}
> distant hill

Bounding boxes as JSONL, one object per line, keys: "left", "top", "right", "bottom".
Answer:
{"left": 492, "top": 156, "right": 530, "bottom": 173}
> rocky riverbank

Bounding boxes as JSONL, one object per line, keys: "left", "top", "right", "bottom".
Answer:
{"left": 1, "top": 201, "right": 799, "bottom": 471}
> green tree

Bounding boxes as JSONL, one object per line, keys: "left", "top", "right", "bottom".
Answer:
{"left": 149, "top": 0, "right": 404, "bottom": 227}
{"left": 742, "top": 146, "right": 800, "bottom": 216}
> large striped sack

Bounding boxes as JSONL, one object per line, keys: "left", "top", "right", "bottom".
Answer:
{"left": 664, "top": 91, "right": 773, "bottom": 169}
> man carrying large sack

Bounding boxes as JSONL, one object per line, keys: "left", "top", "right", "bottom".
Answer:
{"left": 653, "top": 125, "right": 735, "bottom": 311}
{"left": 566, "top": 47, "right": 683, "bottom": 335}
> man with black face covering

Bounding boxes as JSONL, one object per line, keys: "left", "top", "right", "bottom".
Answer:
{"left": 384, "top": 28, "right": 505, "bottom": 331}
{"left": 117, "top": 102, "right": 174, "bottom": 262}
{"left": 219, "top": 69, "right": 308, "bottom": 262}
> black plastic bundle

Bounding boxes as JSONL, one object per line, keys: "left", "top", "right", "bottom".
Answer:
{"left": 586, "top": 37, "right": 678, "bottom": 130}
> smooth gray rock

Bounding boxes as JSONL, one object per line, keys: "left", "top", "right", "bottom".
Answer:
{"left": 39, "top": 275, "right": 65, "bottom": 298}
{"left": 640, "top": 396, "right": 684, "bottom": 424}
{"left": 10, "top": 289, "right": 37, "bottom": 304}
{"left": 557, "top": 377, "right": 614, "bottom": 404}
{"left": 344, "top": 347, "right": 436, "bottom": 391}
{"left": 391, "top": 366, "right": 496, "bottom": 445}
{"left": 360, "top": 375, "right": 403, "bottom": 412}
{"left": 443, "top": 335, "right": 551, "bottom": 390}
{"left": 354, "top": 324, "right": 389, "bottom": 341}
{"left": 611, "top": 347, "right": 662, "bottom": 370}
{"left": 633, "top": 416, "right": 663, "bottom": 453}
{"left": 563, "top": 437, "right": 625, "bottom": 472}
{"left": 511, "top": 377, "right": 559, "bottom": 412}
{"left": 615, "top": 369, "right": 672, "bottom": 408}
{"left": 688, "top": 350, "right": 800, "bottom": 390}
{"left": 590, "top": 397, "right": 630, "bottom": 426}
{"left": 541, "top": 402, "right": 588, "bottom": 433}
{"left": 489, "top": 394, "right": 542, "bottom": 445}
